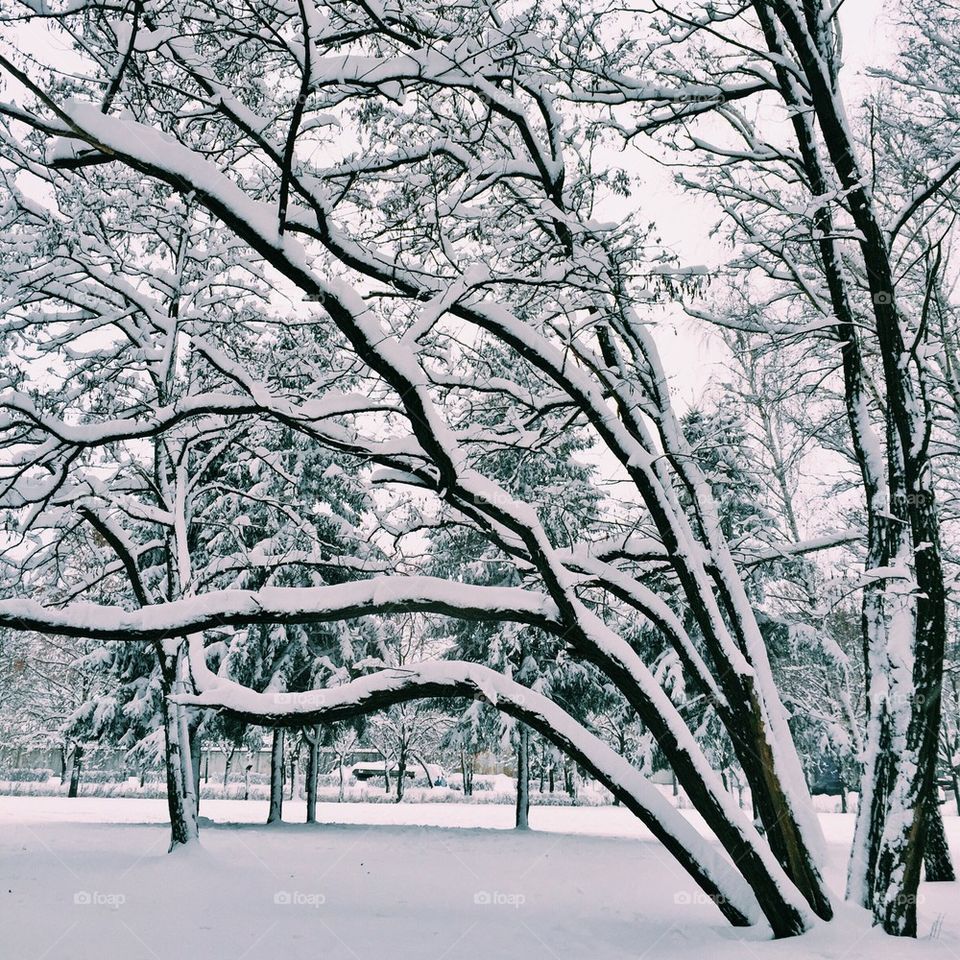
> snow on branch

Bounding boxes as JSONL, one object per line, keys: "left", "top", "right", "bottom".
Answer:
{"left": 175, "top": 655, "right": 764, "bottom": 928}
{"left": 0, "top": 578, "right": 561, "bottom": 641}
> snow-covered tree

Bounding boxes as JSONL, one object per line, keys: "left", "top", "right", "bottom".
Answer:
{"left": 5, "top": 0, "right": 949, "bottom": 938}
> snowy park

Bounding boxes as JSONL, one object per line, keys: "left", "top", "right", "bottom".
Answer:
{"left": 3, "top": 0, "right": 960, "bottom": 956}
{"left": 4, "top": 797, "right": 959, "bottom": 960}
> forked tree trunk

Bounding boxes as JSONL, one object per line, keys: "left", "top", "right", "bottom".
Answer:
{"left": 516, "top": 725, "right": 530, "bottom": 830}
{"left": 267, "top": 728, "right": 284, "bottom": 824}
{"left": 754, "top": 2, "right": 949, "bottom": 933}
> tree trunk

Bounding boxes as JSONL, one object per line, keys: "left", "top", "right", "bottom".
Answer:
{"left": 68, "top": 744, "right": 83, "bottom": 798}
{"left": 758, "top": 6, "right": 949, "bottom": 930}
{"left": 923, "top": 803, "right": 955, "bottom": 882}
{"left": 162, "top": 690, "right": 199, "bottom": 849}
{"left": 565, "top": 759, "right": 576, "bottom": 799}
{"left": 306, "top": 732, "right": 319, "bottom": 824}
{"left": 396, "top": 741, "right": 407, "bottom": 802}
{"left": 223, "top": 745, "right": 236, "bottom": 790}
{"left": 516, "top": 724, "right": 530, "bottom": 830}
{"left": 416, "top": 755, "right": 434, "bottom": 787}
{"left": 267, "top": 728, "right": 284, "bottom": 824}
{"left": 189, "top": 723, "right": 202, "bottom": 817}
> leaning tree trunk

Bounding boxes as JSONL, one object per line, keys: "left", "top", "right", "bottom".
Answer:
{"left": 923, "top": 804, "right": 955, "bottom": 882}
{"left": 516, "top": 724, "right": 530, "bottom": 830}
{"left": 757, "top": 2, "right": 949, "bottom": 932}
{"left": 68, "top": 744, "right": 83, "bottom": 798}
{"left": 267, "top": 728, "right": 284, "bottom": 824}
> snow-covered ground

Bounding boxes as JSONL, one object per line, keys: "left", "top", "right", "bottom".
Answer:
{"left": 1, "top": 798, "right": 957, "bottom": 960}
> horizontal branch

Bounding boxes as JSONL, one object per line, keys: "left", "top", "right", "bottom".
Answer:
{"left": 0, "top": 577, "right": 561, "bottom": 640}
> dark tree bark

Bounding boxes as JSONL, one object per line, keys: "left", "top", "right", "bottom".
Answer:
{"left": 189, "top": 722, "right": 202, "bottom": 817}
{"left": 757, "top": 2, "right": 949, "bottom": 933}
{"left": 415, "top": 754, "right": 435, "bottom": 788}
{"left": 68, "top": 744, "right": 83, "bottom": 798}
{"left": 223, "top": 744, "right": 236, "bottom": 791}
{"left": 267, "top": 727, "right": 284, "bottom": 824}
{"left": 396, "top": 739, "right": 407, "bottom": 803}
{"left": 305, "top": 728, "right": 320, "bottom": 824}
{"left": 516, "top": 724, "right": 530, "bottom": 829}
{"left": 923, "top": 804, "right": 956, "bottom": 882}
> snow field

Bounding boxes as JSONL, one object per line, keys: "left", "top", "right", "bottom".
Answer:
{"left": 1, "top": 798, "right": 958, "bottom": 960}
